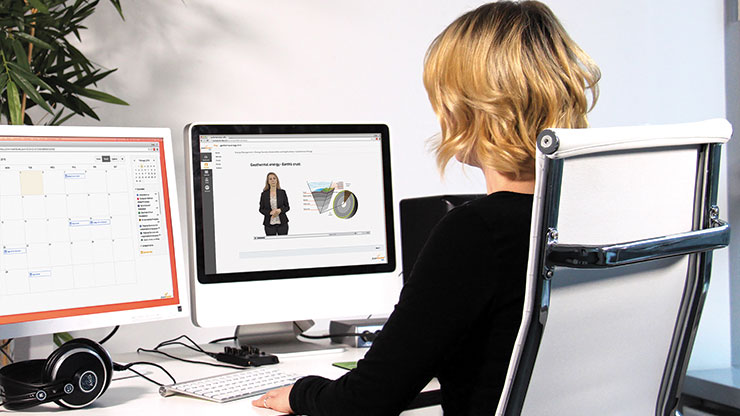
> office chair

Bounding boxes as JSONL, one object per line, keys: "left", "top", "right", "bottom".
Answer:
{"left": 497, "top": 119, "right": 732, "bottom": 415}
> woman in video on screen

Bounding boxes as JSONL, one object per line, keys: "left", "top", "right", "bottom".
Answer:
{"left": 253, "top": 1, "right": 599, "bottom": 414}
{"left": 259, "top": 172, "right": 290, "bottom": 236}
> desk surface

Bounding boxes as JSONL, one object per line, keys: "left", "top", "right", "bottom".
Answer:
{"left": 2, "top": 344, "right": 441, "bottom": 415}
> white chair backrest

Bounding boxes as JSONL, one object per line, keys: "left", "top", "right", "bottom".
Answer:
{"left": 497, "top": 119, "right": 732, "bottom": 416}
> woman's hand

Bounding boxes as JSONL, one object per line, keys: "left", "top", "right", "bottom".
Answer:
{"left": 252, "top": 385, "right": 293, "bottom": 413}
{"left": 270, "top": 208, "right": 281, "bottom": 217}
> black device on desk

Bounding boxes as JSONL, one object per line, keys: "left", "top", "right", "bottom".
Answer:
{"left": 215, "top": 346, "right": 278, "bottom": 367}
{"left": 400, "top": 194, "right": 484, "bottom": 283}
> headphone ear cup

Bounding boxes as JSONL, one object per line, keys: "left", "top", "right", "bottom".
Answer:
{"left": 62, "top": 338, "right": 113, "bottom": 394}
{"left": 43, "top": 338, "right": 113, "bottom": 409}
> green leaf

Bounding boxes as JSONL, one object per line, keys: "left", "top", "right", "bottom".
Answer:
{"left": 73, "top": 96, "right": 100, "bottom": 120}
{"left": 63, "top": 94, "right": 99, "bottom": 120}
{"left": 77, "top": 87, "right": 128, "bottom": 105}
{"left": 53, "top": 332, "right": 74, "bottom": 347}
{"left": 77, "top": 68, "right": 116, "bottom": 87}
{"left": 11, "top": 39, "right": 30, "bottom": 71}
{"left": 108, "top": 0, "right": 124, "bottom": 20}
{"left": 63, "top": 43, "right": 94, "bottom": 73}
{"left": 50, "top": 109, "right": 75, "bottom": 126}
{"left": 0, "top": 73, "right": 7, "bottom": 91}
{"left": 8, "top": 62, "right": 52, "bottom": 90}
{"left": 49, "top": 108, "right": 67, "bottom": 125}
{"left": 10, "top": 71, "right": 54, "bottom": 114}
{"left": 27, "top": 0, "right": 50, "bottom": 14}
{"left": 6, "top": 80, "right": 22, "bottom": 125}
{"left": 7, "top": 62, "right": 54, "bottom": 91}
{"left": 15, "top": 32, "right": 55, "bottom": 50}
{"left": 46, "top": 58, "right": 77, "bottom": 74}
{"left": 23, "top": 112, "right": 34, "bottom": 125}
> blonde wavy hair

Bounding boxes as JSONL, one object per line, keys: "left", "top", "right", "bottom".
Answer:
{"left": 423, "top": 0, "right": 600, "bottom": 178}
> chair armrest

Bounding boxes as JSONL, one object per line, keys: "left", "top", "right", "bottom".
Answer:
{"left": 546, "top": 220, "right": 730, "bottom": 269}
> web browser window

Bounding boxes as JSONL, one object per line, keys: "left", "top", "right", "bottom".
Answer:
{"left": 0, "top": 137, "right": 179, "bottom": 325}
{"left": 198, "top": 133, "right": 389, "bottom": 275}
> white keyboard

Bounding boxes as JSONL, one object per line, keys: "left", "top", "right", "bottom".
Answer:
{"left": 159, "top": 367, "right": 301, "bottom": 403}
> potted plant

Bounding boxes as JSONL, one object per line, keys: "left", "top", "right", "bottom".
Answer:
{"left": 1, "top": 0, "right": 127, "bottom": 125}
{"left": 0, "top": 0, "right": 127, "bottom": 365}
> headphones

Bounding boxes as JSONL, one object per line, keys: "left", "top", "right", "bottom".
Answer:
{"left": 0, "top": 338, "right": 113, "bottom": 410}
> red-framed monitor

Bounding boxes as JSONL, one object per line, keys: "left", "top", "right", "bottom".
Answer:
{"left": 0, "top": 126, "right": 187, "bottom": 339}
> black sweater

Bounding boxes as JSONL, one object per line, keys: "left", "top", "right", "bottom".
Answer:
{"left": 290, "top": 192, "right": 533, "bottom": 416}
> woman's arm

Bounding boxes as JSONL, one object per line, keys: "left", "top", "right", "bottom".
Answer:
{"left": 258, "top": 191, "right": 271, "bottom": 216}
{"left": 278, "top": 189, "right": 290, "bottom": 214}
{"left": 283, "top": 207, "right": 499, "bottom": 416}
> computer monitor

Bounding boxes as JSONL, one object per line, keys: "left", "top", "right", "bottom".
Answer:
{"left": 399, "top": 194, "right": 484, "bottom": 284}
{"left": 185, "top": 124, "right": 398, "bottom": 352}
{"left": 0, "top": 126, "right": 187, "bottom": 339}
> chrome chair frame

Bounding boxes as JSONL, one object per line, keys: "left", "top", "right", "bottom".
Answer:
{"left": 500, "top": 121, "right": 731, "bottom": 416}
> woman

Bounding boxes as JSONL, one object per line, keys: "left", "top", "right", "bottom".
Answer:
{"left": 253, "top": 1, "right": 599, "bottom": 414}
{"left": 259, "top": 172, "right": 290, "bottom": 236}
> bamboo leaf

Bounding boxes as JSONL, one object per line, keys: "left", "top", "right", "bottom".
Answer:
{"left": 46, "top": 59, "right": 77, "bottom": 74}
{"left": 7, "top": 62, "right": 54, "bottom": 91}
{"left": 6, "top": 80, "right": 22, "bottom": 125}
{"left": 77, "top": 68, "right": 116, "bottom": 87}
{"left": 0, "top": 73, "right": 7, "bottom": 91}
{"left": 70, "top": 95, "right": 100, "bottom": 120}
{"left": 108, "top": 0, "right": 124, "bottom": 20}
{"left": 27, "top": 0, "right": 50, "bottom": 14}
{"left": 11, "top": 39, "right": 30, "bottom": 71}
{"left": 15, "top": 32, "right": 55, "bottom": 50}
{"left": 11, "top": 71, "right": 54, "bottom": 114}
{"left": 50, "top": 109, "right": 75, "bottom": 126}
{"left": 76, "top": 87, "right": 128, "bottom": 105}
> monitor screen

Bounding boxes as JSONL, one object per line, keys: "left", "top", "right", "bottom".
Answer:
{"left": 191, "top": 124, "right": 395, "bottom": 283}
{"left": 186, "top": 124, "right": 398, "bottom": 328}
{"left": 0, "top": 126, "right": 187, "bottom": 339}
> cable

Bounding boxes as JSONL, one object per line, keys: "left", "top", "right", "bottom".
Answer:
{"left": 298, "top": 331, "right": 380, "bottom": 342}
{"left": 137, "top": 335, "right": 245, "bottom": 370}
{"left": 153, "top": 340, "right": 206, "bottom": 355}
{"left": 154, "top": 335, "right": 214, "bottom": 356}
{"left": 114, "top": 361, "right": 176, "bottom": 386}
{"left": 208, "top": 336, "right": 236, "bottom": 344}
{"left": 298, "top": 332, "right": 357, "bottom": 340}
{"left": 137, "top": 347, "right": 245, "bottom": 370}
{"left": 155, "top": 335, "right": 206, "bottom": 351}
{"left": 99, "top": 326, "right": 120, "bottom": 345}
{"left": 127, "top": 367, "right": 164, "bottom": 387}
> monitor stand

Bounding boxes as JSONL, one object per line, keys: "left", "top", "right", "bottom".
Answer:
{"left": 234, "top": 320, "right": 345, "bottom": 356}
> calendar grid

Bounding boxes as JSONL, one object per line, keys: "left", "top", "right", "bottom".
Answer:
{"left": 0, "top": 137, "right": 178, "bottom": 323}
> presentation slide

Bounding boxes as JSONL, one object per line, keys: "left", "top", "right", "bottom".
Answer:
{"left": 202, "top": 133, "right": 389, "bottom": 274}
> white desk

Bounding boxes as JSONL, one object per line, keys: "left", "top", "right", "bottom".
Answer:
{"left": 2, "top": 345, "right": 441, "bottom": 415}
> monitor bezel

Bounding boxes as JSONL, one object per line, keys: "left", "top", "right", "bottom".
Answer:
{"left": 187, "top": 123, "right": 396, "bottom": 284}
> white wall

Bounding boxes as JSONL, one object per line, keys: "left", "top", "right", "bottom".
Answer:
{"left": 54, "top": 0, "right": 729, "bottom": 370}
